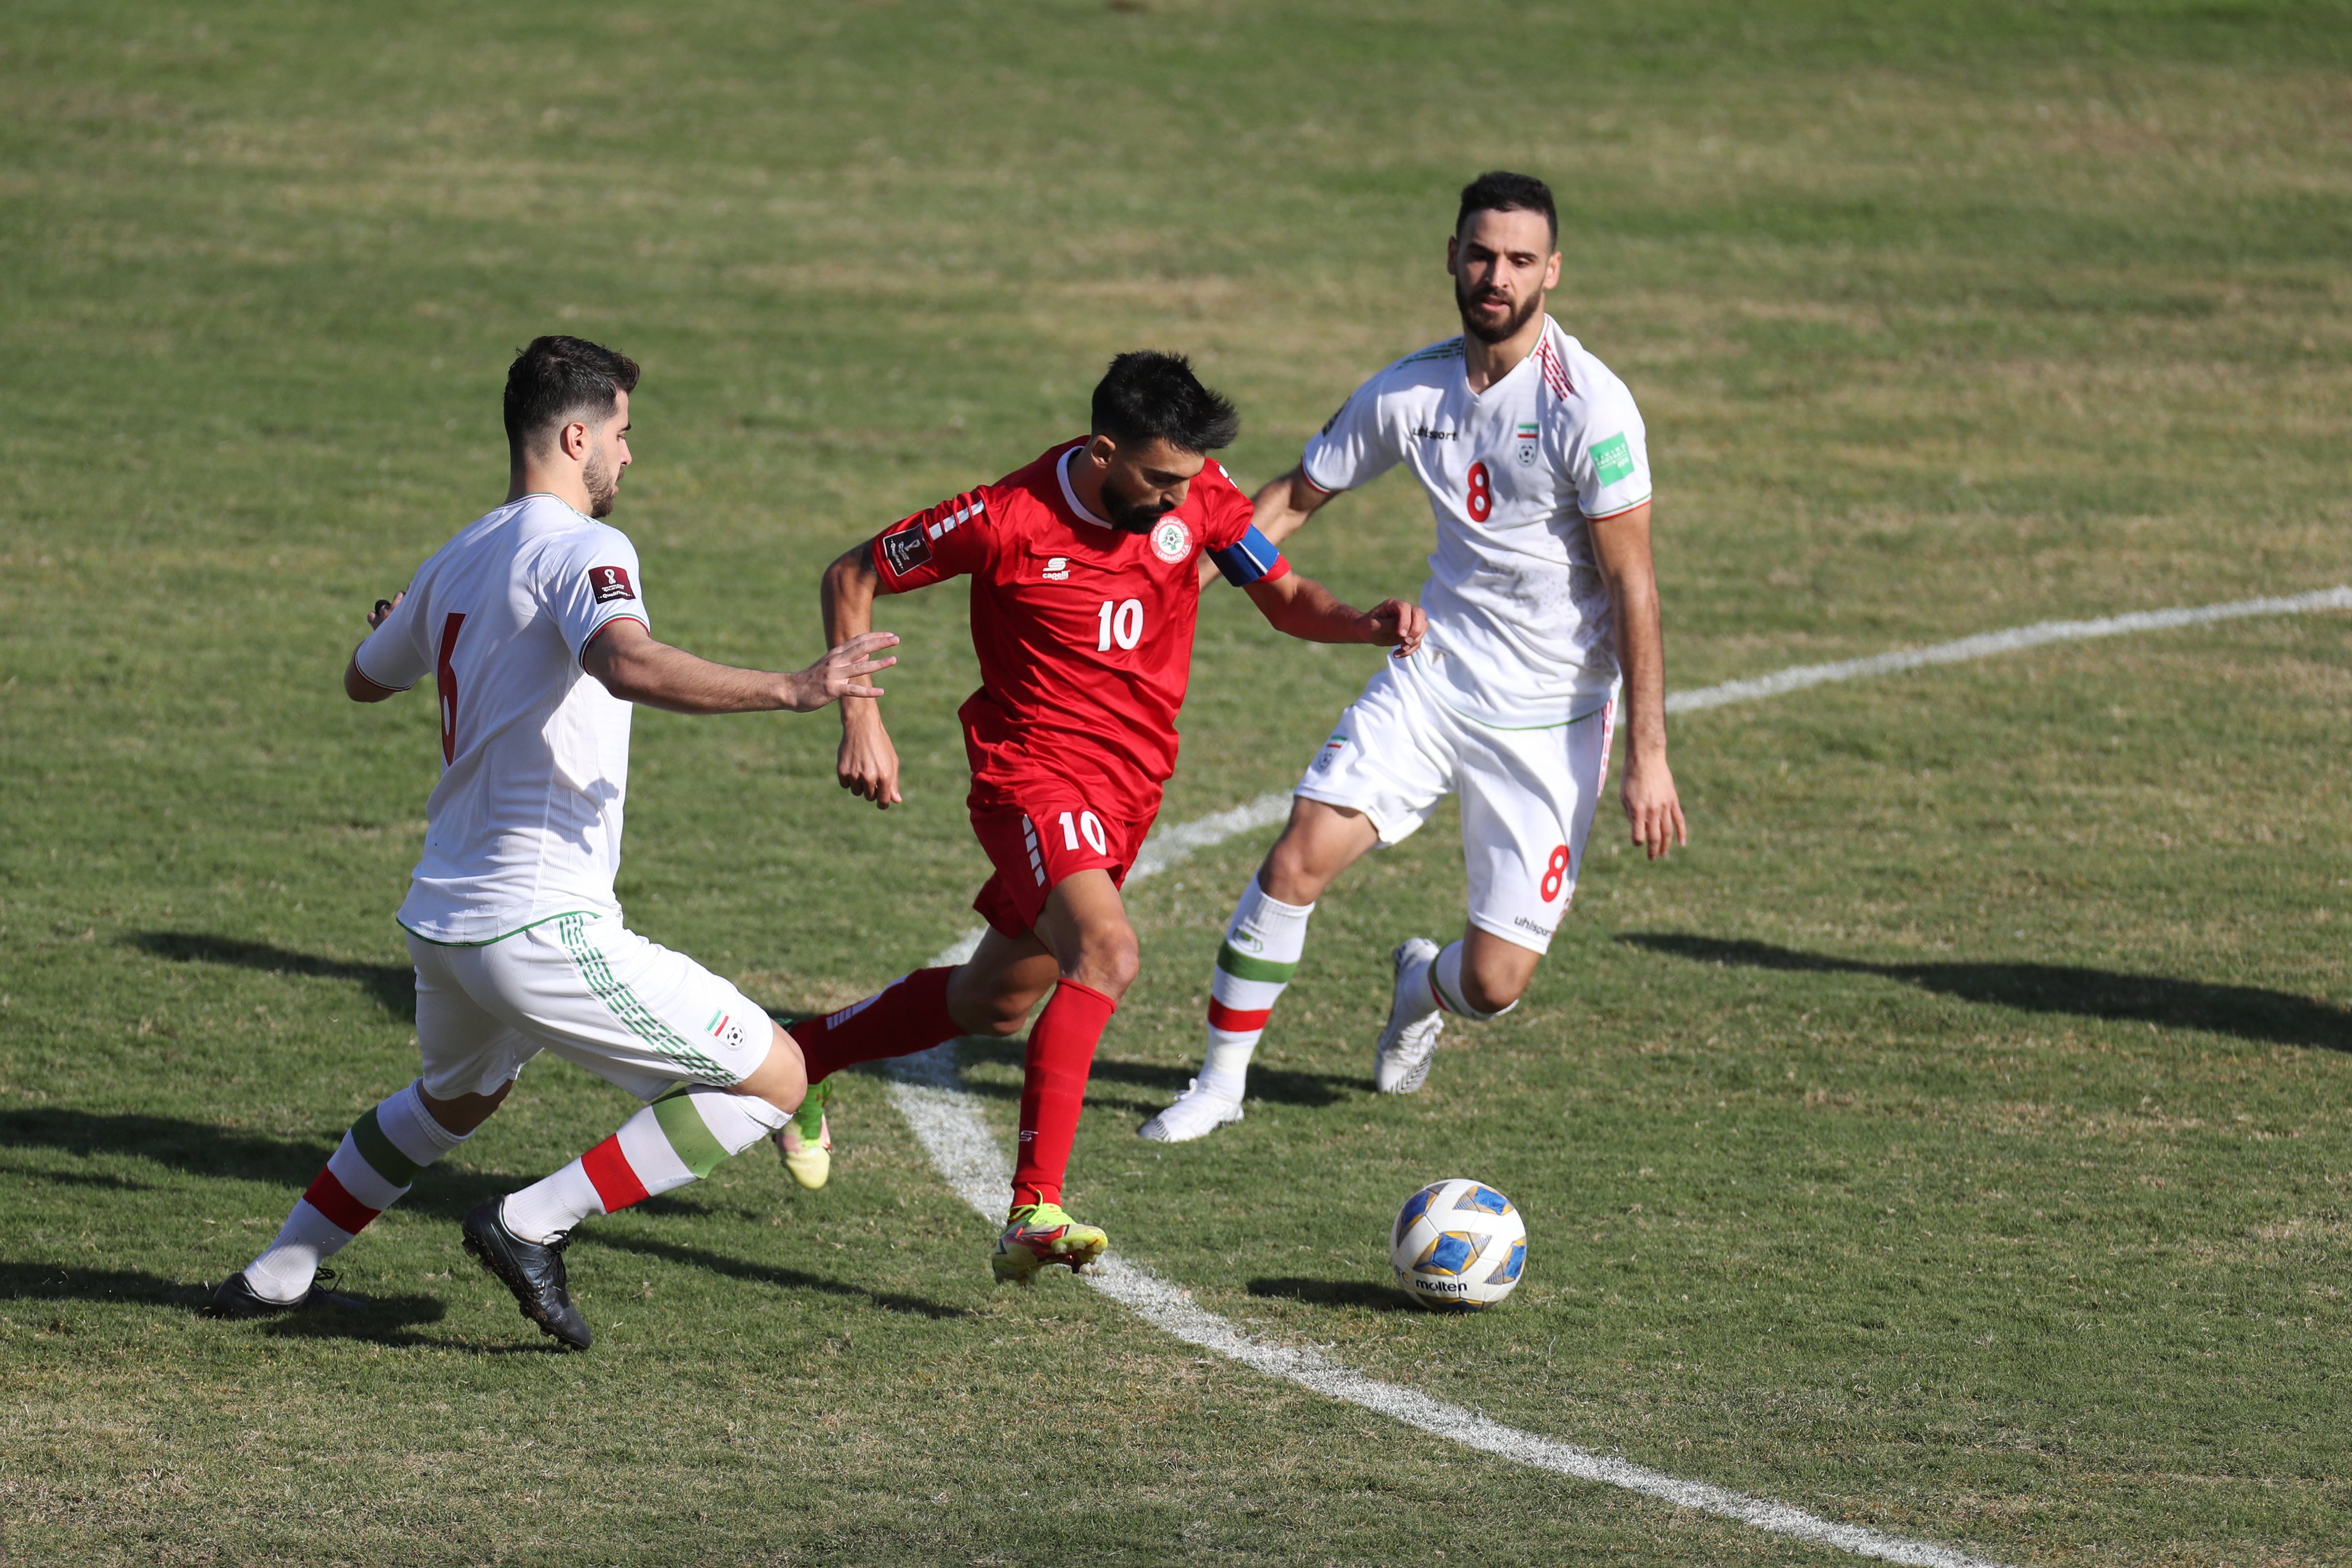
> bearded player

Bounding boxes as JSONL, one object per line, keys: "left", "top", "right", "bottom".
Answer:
{"left": 1141, "top": 171, "right": 1687, "bottom": 1142}
{"left": 206, "top": 336, "right": 898, "bottom": 1348}
{"left": 788, "top": 351, "right": 1424, "bottom": 1281}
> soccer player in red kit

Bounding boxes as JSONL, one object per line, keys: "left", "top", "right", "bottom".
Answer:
{"left": 798, "top": 351, "right": 1426, "bottom": 1281}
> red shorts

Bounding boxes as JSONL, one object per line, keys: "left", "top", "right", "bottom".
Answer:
{"left": 970, "top": 785, "right": 1158, "bottom": 938}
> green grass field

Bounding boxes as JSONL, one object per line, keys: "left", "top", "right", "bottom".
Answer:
{"left": 5, "top": 1, "right": 2351, "bottom": 1562}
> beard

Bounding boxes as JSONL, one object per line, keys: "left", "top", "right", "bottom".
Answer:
{"left": 1455, "top": 272, "right": 1542, "bottom": 345}
{"left": 1101, "top": 469, "right": 1177, "bottom": 533}
{"left": 582, "top": 446, "right": 621, "bottom": 518}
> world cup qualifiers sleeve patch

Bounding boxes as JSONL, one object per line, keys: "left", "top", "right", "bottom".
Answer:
{"left": 877, "top": 521, "right": 933, "bottom": 579}
{"left": 1591, "top": 432, "right": 1637, "bottom": 487}
{"left": 590, "top": 565, "right": 636, "bottom": 603}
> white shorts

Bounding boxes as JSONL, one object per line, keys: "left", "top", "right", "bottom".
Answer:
{"left": 407, "top": 911, "right": 772, "bottom": 1102}
{"left": 1296, "top": 662, "right": 1615, "bottom": 955}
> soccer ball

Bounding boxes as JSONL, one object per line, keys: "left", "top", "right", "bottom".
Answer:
{"left": 1389, "top": 1178, "right": 1527, "bottom": 1311}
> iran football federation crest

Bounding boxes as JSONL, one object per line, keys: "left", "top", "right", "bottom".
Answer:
{"left": 1150, "top": 517, "right": 1192, "bottom": 563}
{"left": 1514, "top": 420, "right": 1539, "bottom": 467}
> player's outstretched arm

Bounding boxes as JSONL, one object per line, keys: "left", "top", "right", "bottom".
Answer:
{"left": 1242, "top": 570, "right": 1426, "bottom": 656}
{"left": 1198, "top": 467, "right": 1336, "bottom": 588}
{"left": 581, "top": 616, "right": 898, "bottom": 716}
{"left": 1589, "top": 501, "right": 1687, "bottom": 861}
{"left": 820, "top": 541, "right": 903, "bottom": 809}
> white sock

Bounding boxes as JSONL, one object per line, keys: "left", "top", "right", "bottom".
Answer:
{"left": 245, "top": 1079, "right": 470, "bottom": 1302}
{"left": 1199, "top": 876, "right": 1314, "bottom": 1101}
{"left": 502, "top": 1085, "right": 791, "bottom": 1244}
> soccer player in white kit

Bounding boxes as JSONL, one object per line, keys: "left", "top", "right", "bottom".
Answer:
{"left": 1142, "top": 172, "right": 1688, "bottom": 1141}
{"left": 206, "top": 336, "right": 899, "bottom": 1348}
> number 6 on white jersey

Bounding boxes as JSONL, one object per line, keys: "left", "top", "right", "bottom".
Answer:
{"left": 1059, "top": 810, "right": 1108, "bottom": 855}
{"left": 1096, "top": 598, "right": 1143, "bottom": 651}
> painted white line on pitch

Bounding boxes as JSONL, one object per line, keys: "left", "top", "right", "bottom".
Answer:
{"left": 885, "top": 1041, "right": 2005, "bottom": 1567}
{"left": 881, "top": 586, "right": 2352, "bottom": 1565}
{"left": 1666, "top": 584, "right": 2352, "bottom": 714}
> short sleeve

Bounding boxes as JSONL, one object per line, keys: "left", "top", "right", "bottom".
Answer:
{"left": 1299, "top": 375, "right": 1402, "bottom": 495}
{"left": 541, "top": 530, "right": 650, "bottom": 661}
{"left": 871, "top": 488, "right": 997, "bottom": 595}
{"left": 1569, "top": 385, "right": 1653, "bottom": 521}
{"left": 352, "top": 581, "right": 430, "bottom": 691}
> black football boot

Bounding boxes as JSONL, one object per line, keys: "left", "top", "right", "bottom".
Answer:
{"left": 205, "top": 1268, "right": 359, "bottom": 1319}
{"left": 461, "top": 1198, "right": 593, "bottom": 1351}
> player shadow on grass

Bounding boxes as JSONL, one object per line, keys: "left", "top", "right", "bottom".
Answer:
{"left": 589, "top": 1233, "right": 972, "bottom": 1320}
{"left": 1624, "top": 934, "right": 2352, "bottom": 1052}
{"left": 2, "top": 1108, "right": 494, "bottom": 1225}
{"left": 0, "top": 1261, "right": 474, "bottom": 1349}
{"left": 945, "top": 1039, "right": 1356, "bottom": 1110}
{"left": 127, "top": 931, "right": 415, "bottom": 1022}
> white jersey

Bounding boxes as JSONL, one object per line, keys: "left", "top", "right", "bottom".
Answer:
{"left": 354, "top": 494, "right": 650, "bottom": 944}
{"left": 1301, "top": 316, "right": 1652, "bottom": 728}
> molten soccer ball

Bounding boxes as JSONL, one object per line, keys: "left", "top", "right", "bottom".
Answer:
{"left": 1389, "top": 1178, "right": 1526, "bottom": 1311}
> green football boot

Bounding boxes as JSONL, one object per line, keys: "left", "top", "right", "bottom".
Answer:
{"left": 774, "top": 1077, "right": 833, "bottom": 1191}
{"left": 991, "top": 1201, "right": 1108, "bottom": 1284}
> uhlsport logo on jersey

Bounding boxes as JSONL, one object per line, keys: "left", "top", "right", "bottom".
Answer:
{"left": 1150, "top": 518, "right": 1192, "bottom": 563}
{"left": 589, "top": 565, "right": 636, "bottom": 603}
{"left": 1514, "top": 421, "right": 1539, "bottom": 467}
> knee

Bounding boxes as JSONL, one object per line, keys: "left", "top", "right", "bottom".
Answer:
{"left": 737, "top": 1023, "right": 808, "bottom": 1115}
{"left": 947, "top": 969, "right": 1046, "bottom": 1037}
{"left": 1461, "top": 955, "right": 1533, "bottom": 1015}
{"left": 1071, "top": 918, "right": 1140, "bottom": 1000}
{"left": 966, "top": 995, "right": 1035, "bottom": 1037}
{"left": 1260, "top": 838, "right": 1324, "bottom": 905}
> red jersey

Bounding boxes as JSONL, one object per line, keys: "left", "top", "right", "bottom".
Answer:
{"left": 871, "top": 440, "right": 1289, "bottom": 817}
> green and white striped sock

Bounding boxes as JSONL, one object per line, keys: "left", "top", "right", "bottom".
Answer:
{"left": 501, "top": 1085, "right": 790, "bottom": 1244}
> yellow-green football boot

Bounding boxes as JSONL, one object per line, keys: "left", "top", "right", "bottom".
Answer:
{"left": 773, "top": 1077, "right": 832, "bottom": 1191}
{"left": 991, "top": 1201, "right": 1108, "bottom": 1284}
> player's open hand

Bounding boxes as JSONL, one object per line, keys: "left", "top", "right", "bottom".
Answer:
{"left": 1620, "top": 756, "right": 1687, "bottom": 861}
{"left": 1364, "top": 598, "right": 1428, "bottom": 657}
{"left": 368, "top": 591, "right": 404, "bottom": 630}
{"left": 786, "top": 630, "right": 899, "bottom": 714}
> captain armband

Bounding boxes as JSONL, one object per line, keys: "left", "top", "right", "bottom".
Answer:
{"left": 1208, "top": 524, "right": 1291, "bottom": 587}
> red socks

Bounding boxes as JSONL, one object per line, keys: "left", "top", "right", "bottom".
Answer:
{"left": 789, "top": 967, "right": 960, "bottom": 1084}
{"left": 792, "top": 965, "right": 1116, "bottom": 1210}
{"left": 1012, "top": 978, "right": 1118, "bottom": 1209}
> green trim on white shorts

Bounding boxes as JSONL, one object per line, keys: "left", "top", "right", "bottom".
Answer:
{"left": 397, "top": 908, "right": 604, "bottom": 948}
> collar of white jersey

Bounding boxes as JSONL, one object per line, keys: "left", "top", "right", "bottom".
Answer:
{"left": 1464, "top": 314, "right": 1562, "bottom": 400}
{"left": 1055, "top": 445, "right": 1114, "bottom": 529}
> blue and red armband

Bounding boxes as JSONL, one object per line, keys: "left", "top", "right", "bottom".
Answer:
{"left": 1208, "top": 524, "right": 1290, "bottom": 587}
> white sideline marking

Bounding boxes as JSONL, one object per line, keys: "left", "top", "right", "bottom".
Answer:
{"left": 1666, "top": 585, "right": 2352, "bottom": 714}
{"left": 882, "top": 586, "right": 2351, "bottom": 1563}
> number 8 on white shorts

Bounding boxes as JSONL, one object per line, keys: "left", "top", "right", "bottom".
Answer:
{"left": 1294, "top": 660, "right": 1615, "bottom": 955}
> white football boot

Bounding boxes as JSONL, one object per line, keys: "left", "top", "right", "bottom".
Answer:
{"left": 1375, "top": 937, "right": 1445, "bottom": 1094}
{"left": 1137, "top": 1078, "right": 1245, "bottom": 1143}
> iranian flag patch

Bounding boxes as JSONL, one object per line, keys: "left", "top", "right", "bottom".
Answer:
{"left": 1591, "top": 433, "right": 1635, "bottom": 487}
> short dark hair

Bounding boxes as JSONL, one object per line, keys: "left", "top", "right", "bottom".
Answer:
{"left": 1089, "top": 350, "right": 1240, "bottom": 455}
{"left": 1456, "top": 170, "right": 1558, "bottom": 247}
{"left": 504, "top": 335, "right": 641, "bottom": 457}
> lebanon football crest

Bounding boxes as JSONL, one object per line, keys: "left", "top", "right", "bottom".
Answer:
{"left": 1150, "top": 518, "right": 1192, "bottom": 563}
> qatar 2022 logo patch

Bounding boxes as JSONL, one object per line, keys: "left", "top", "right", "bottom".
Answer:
{"left": 1150, "top": 518, "right": 1192, "bottom": 563}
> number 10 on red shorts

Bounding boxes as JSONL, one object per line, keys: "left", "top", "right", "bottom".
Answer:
{"left": 969, "top": 788, "right": 1157, "bottom": 937}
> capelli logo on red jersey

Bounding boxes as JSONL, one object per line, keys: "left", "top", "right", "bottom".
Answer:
{"left": 589, "top": 566, "right": 635, "bottom": 603}
{"left": 1042, "top": 556, "right": 1071, "bottom": 581}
